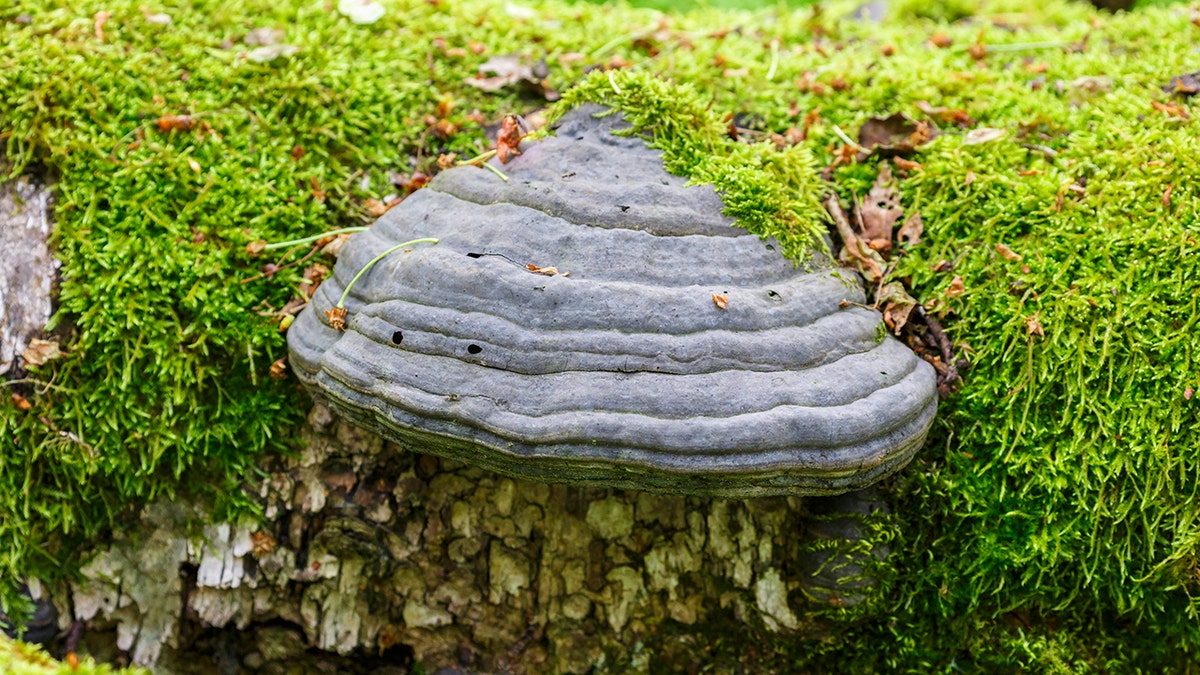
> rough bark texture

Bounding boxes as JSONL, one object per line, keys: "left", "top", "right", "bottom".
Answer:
{"left": 56, "top": 405, "right": 890, "bottom": 674}
{"left": 0, "top": 170, "right": 56, "bottom": 377}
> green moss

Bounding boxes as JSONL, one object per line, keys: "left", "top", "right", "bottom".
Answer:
{"left": 550, "top": 69, "right": 827, "bottom": 259}
{"left": 0, "top": 635, "right": 142, "bottom": 675}
{"left": 2, "top": 0, "right": 1200, "bottom": 669}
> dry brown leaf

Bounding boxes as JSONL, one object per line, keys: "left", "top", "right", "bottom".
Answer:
{"left": 712, "top": 293, "right": 728, "bottom": 310}
{"left": 21, "top": 339, "right": 63, "bottom": 367}
{"left": 1164, "top": 71, "right": 1200, "bottom": 97}
{"left": 269, "top": 357, "right": 288, "bottom": 381}
{"left": 526, "top": 263, "right": 567, "bottom": 277}
{"left": 857, "top": 163, "right": 904, "bottom": 243}
{"left": 1025, "top": 315, "right": 1044, "bottom": 336}
{"left": 11, "top": 393, "right": 31, "bottom": 412}
{"left": 497, "top": 115, "right": 524, "bottom": 164}
{"left": 858, "top": 113, "right": 936, "bottom": 159}
{"left": 1151, "top": 100, "right": 1191, "bottom": 119}
{"left": 914, "top": 101, "right": 975, "bottom": 128}
{"left": 156, "top": 114, "right": 195, "bottom": 132}
{"left": 878, "top": 283, "right": 918, "bottom": 334}
{"left": 326, "top": 306, "right": 348, "bottom": 331}
{"left": 929, "top": 33, "right": 952, "bottom": 48}
{"left": 893, "top": 157, "right": 923, "bottom": 172}
{"left": 898, "top": 212, "right": 924, "bottom": 247}
{"left": 463, "top": 54, "right": 559, "bottom": 100}
{"left": 946, "top": 275, "right": 965, "bottom": 297}
{"left": 995, "top": 243, "right": 1022, "bottom": 261}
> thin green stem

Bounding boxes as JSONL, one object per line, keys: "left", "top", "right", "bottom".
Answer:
{"left": 263, "top": 227, "right": 369, "bottom": 250}
{"left": 336, "top": 238, "right": 439, "bottom": 308}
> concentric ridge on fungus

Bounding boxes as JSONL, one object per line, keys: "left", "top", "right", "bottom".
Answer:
{"left": 288, "top": 105, "right": 938, "bottom": 497}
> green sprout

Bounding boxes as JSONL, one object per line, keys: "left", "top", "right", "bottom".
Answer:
{"left": 325, "top": 237, "right": 439, "bottom": 330}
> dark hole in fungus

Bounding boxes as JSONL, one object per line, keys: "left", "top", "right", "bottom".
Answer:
{"left": 392, "top": 331, "right": 403, "bottom": 345}
{"left": 765, "top": 244, "right": 775, "bottom": 251}
{"left": 467, "top": 344, "right": 483, "bottom": 355}
{"left": 466, "top": 252, "right": 483, "bottom": 258}
{"left": 767, "top": 290, "right": 782, "bottom": 301}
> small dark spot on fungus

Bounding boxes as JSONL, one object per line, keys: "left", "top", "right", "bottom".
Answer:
{"left": 467, "top": 344, "right": 483, "bottom": 355}
{"left": 617, "top": 204, "right": 630, "bottom": 212}
{"left": 767, "top": 290, "right": 782, "bottom": 301}
{"left": 466, "top": 252, "right": 484, "bottom": 258}
{"left": 392, "top": 331, "right": 403, "bottom": 345}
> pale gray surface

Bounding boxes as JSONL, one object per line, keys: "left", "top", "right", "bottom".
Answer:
{"left": 0, "top": 173, "right": 56, "bottom": 376}
{"left": 289, "top": 106, "right": 937, "bottom": 496}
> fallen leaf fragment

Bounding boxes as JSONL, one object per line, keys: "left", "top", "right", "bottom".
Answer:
{"left": 1163, "top": 71, "right": 1200, "bottom": 97}
{"left": 246, "top": 240, "right": 267, "bottom": 255}
{"left": 1186, "top": 386, "right": 1195, "bottom": 401}
{"left": 156, "top": 115, "right": 195, "bottom": 132}
{"left": 929, "top": 33, "right": 952, "bottom": 48}
{"left": 878, "top": 283, "right": 918, "bottom": 334}
{"left": 526, "top": 263, "right": 568, "bottom": 277}
{"left": 995, "top": 243, "right": 1021, "bottom": 261}
{"left": 497, "top": 115, "right": 524, "bottom": 164}
{"left": 11, "top": 393, "right": 32, "bottom": 412}
{"left": 21, "top": 339, "right": 63, "bottom": 367}
{"left": 712, "top": 293, "right": 728, "bottom": 310}
{"left": 338, "top": 0, "right": 385, "bottom": 24}
{"left": 964, "top": 128, "right": 1006, "bottom": 145}
{"left": 94, "top": 11, "right": 111, "bottom": 40}
{"left": 269, "top": 358, "right": 288, "bottom": 380}
{"left": 1025, "top": 314, "right": 1044, "bottom": 336}
{"left": 464, "top": 54, "right": 559, "bottom": 100}
{"left": 898, "top": 212, "right": 923, "bottom": 247}
{"left": 1151, "top": 100, "right": 1190, "bottom": 119}
{"left": 893, "top": 156, "right": 922, "bottom": 172}
{"left": 857, "top": 163, "right": 903, "bottom": 244}
{"left": 858, "top": 113, "right": 936, "bottom": 159}
{"left": 914, "top": 101, "right": 975, "bottom": 128}
{"left": 946, "top": 276, "right": 965, "bottom": 297}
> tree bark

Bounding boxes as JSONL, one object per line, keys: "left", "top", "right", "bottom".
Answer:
{"left": 57, "top": 405, "right": 889, "bottom": 674}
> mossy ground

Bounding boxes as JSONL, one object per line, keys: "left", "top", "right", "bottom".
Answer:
{"left": 2, "top": 0, "right": 1200, "bottom": 670}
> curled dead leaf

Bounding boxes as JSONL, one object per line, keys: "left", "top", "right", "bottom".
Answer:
{"left": 1025, "top": 315, "right": 1044, "bottom": 336}
{"left": 156, "top": 115, "right": 195, "bottom": 132}
{"left": 21, "top": 339, "right": 63, "bottom": 367}
{"left": 1151, "top": 100, "right": 1191, "bottom": 119}
{"left": 946, "top": 275, "right": 965, "bottom": 297}
{"left": 526, "top": 263, "right": 568, "bottom": 277}
{"left": 712, "top": 293, "right": 728, "bottom": 310}
{"left": 464, "top": 54, "right": 559, "bottom": 101}
{"left": 326, "top": 306, "right": 348, "bottom": 331}
{"left": 11, "top": 393, "right": 31, "bottom": 412}
{"left": 269, "top": 357, "right": 288, "bottom": 381}
{"left": 995, "top": 243, "right": 1022, "bottom": 261}
{"left": 246, "top": 240, "right": 267, "bottom": 256}
{"left": 878, "top": 283, "right": 918, "bottom": 335}
{"left": 497, "top": 115, "right": 524, "bottom": 164}
{"left": 1163, "top": 71, "right": 1200, "bottom": 97}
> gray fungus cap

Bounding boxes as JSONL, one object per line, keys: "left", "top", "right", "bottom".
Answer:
{"left": 288, "top": 105, "right": 938, "bottom": 497}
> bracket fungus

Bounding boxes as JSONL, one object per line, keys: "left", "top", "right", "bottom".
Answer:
{"left": 288, "top": 105, "right": 937, "bottom": 497}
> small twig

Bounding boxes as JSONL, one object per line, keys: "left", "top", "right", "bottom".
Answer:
{"left": 822, "top": 193, "right": 856, "bottom": 243}
{"left": 239, "top": 245, "right": 321, "bottom": 284}
{"left": 831, "top": 124, "right": 860, "bottom": 149}
{"left": 766, "top": 38, "right": 780, "bottom": 81}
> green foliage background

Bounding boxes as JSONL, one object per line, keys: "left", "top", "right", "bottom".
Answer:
{"left": 2, "top": 0, "right": 1200, "bottom": 670}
